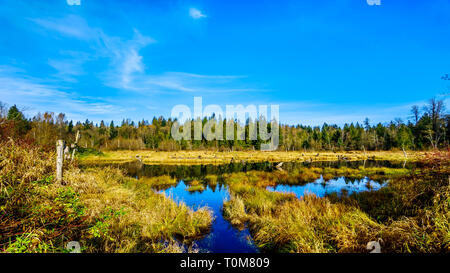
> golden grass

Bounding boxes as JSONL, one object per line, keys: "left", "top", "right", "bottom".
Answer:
{"left": 65, "top": 167, "right": 213, "bottom": 253}
{"left": 138, "top": 175, "right": 177, "bottom": 187}
{"left": 185, "top": 180, "right": 205, "bottom": 192}
{"left": 248, "top": 195, "right": 382, "bottom": 253}
{"left": 204, "top": 174, "right": 218, "bottom": 186}
{"left": 1, "top": 140, "right": 83, "bottom": 252}
{"left": 79, "top": 150, "right": 427, "bottom": 165}
{"left": 3, "top": 138, "right": 447, "bottom": 253}
{"left": 221, "top": 165, "right": 450, "bottom": 253}
{"left": 223, "top": 194, "right": 249, "bottom": 230}
{"left": 219, "top": 167, "right": 410, "bottom": 189}
{"left": 1, "top": 140, "right": 213, "bottom": 253}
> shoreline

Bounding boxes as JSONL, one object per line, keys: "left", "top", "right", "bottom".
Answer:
{"left": 79, "top": 150, "right": 428, "bottom": 165}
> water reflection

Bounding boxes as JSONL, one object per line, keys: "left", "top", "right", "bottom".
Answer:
{"left": 112, "top": 160, "right": 416, "bottom": 180}
{"left": 91, "top": 160, "right": 398, "bottom": 253}
{"left": 267, "top": 176, "right": 385, "bottom": 198}
{"left": 160, "top": 181, "right": 259, "bottom": 253}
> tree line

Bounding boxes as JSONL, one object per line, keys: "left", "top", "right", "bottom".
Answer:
{"left": 0, "top": 98, "right": 448, "bottom": 151}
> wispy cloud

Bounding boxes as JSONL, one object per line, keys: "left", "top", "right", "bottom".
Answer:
{"left": 29, "top": 15, "right": 257, "bottom": 95}
{"left": 44, "top": 50, "right": 91, "bottom": 82}
{"left": 48, "top": 58, "right": 85, "bottom": 83}
{"left": 189, "top": 8, "right": 207, "bottom": 19}
{"left": 16, "top": 14, "right": 264, "bottom": 121}
{"left": 30, "top": 15, "right": 156, "bottom": 89}
{"left": 0, "top": 65, "right": 128, "bottom": 121}
{"left": 30, "top": 15, "right": 99, "bottom": 40}
{"left": 109, "top": 71, "right": 258, "bottom": 94}
{"left": 101, "top": 29, "right": 155, "bottom": 89}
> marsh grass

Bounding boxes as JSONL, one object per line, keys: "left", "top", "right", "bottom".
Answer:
{"left": 272, "top": 167, "right": 411, "bottom": 185}
{"left": 66, "top": 167, "right": 213, "bottom": 252}
{"left": 204, "top": 174, "right": 218, "bottom": 186}
{"left": 185, "top": 180, "right": 206, "bottom": 192}
{"left": 247, "top": 195, "right": 381, "bottom": 253}
{"left": 321, "top": 166, "right": 412, "bottom": 181}
{"left": 138, "top": 175, "right": 177, "bottom": 187}
{"left": 220, "top": 167, "right": 408, "bottom": 189}
{"left": 80, "top": 150, "right": 427, "bottom": 165}
{"left": 2, "top": 138, "right": 447, "bottom": 253}
{"left": 0, "top": 140, "right": 213, "bottom": 253}
{"left": 221, "top": 157, "right": 450, "bottom": 253}
{"left": 1, "top": 139, "right": 85, "bottom": 252}
{"left": 223, "top": 194, "right": 248, "bottom": 230}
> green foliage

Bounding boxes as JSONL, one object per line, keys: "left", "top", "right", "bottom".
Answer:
{"left": 54, "top": 187, "right": 86, "bottom": 219}
{"left": 88, "top": 207, "right": 126, "bottom": 241}
{"left": 5, "top": 233, "right": 55, "bottom": 253}
{"left": 77, "top": 147, "right": 104, "bottom": 157}
{"left": 1, "top": 98, "right": 448, "bottom": 151}
{"left": 5, "top": 105, "right": 30, "bottom": 137}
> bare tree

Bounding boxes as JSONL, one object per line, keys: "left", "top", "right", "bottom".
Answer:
{"left": 56, "top": 113, "right": 66, "bottom": 138}
{"left": 424, "top": 98, "right": 446, "bottom": 149}
{"left": 0, "top": 101, "right": 7, "bottom": 120}
{"left": 411, "top": 105, "right": 420, "bottom": 125}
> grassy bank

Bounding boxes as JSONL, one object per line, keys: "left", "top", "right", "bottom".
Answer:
{"left": 0, "top": 140, "right": 212, "bottom": 253}
{"left": 222, "top": 157, "right": 450, "bottom": 253}
{"left": 79, "top": 150, "right": 427, "bottom": 165}
{"left": 2, "top": 138, "right": 448, "bottom": 253}
{"left": 220, "top": 167, "right": 412, "bottom": 188}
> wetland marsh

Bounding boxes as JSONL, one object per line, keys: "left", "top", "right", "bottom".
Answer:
{"left": 84, "top": 156, "right": 448, "bottom": 253}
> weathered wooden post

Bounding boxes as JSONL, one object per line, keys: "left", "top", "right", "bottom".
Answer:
{"left": 71, "top": 130, "right": 81, "bottom": 162}
{"left": 56, "top": 140, "right": 65, "bottom": 183}
{"left": 64, "top": 146, "right": 70, "bottom": 160}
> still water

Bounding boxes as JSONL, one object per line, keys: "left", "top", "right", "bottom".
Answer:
{"left": 267, "top": 176, "right": 385, "bottom": 198}
{"left": 160, "top": 181, "right": 259, "bottom": 253}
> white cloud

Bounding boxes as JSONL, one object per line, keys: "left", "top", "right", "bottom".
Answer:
{"left": 22, "top": 14, "right": 264, "bottom": 117}
{"left": 103, "top": 29, "right": 155, "bottom": 89}
{"left": 107, "top": 71, "right": 257, "bottom": 94}
{"left": 0, "top": 66, "right": 128, "bottom": 121}
{"left": 30, "top": 15, "right": 98, "bottom": 40}
{"left": 30, "top": 15, "right": 155, "bottom": 89}
{"left": 189, "top": 8, "right": 207, "bottom": 19}
{"left": 29, "top": 15, "right": 256, "bottom": 95}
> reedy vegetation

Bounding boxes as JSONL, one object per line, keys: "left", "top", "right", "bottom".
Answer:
{"left": 1, "top": 138, "right": 448, "bottom": 253}
{"left": 0, "top": 139, "right": 212, "bottom": 253}
{"left": 222, "top": 156, "right": 450, "bottom": 253}
{"left": 79, "top": 150, "right": 426, "bottom": 165}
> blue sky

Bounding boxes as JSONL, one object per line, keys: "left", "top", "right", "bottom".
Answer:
{"left": 0, "top": 0, "right": 449, "bottom": 126}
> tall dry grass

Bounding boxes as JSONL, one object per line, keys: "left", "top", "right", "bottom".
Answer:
{"left": 1, "top": 139, "right": 84, "bottom": 252}
{"left": 80, "top": 150, "right": 427, "bottom": 165}
{"left": 65, "top": 167, "right": 212, "bottom": 253}
{"left": 0, "top": 139, "right": 212, "bottom": 253}
{"left": 222, "top": 158, "right": 449, "bottom": 253}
